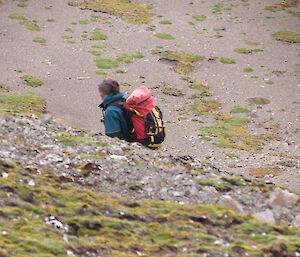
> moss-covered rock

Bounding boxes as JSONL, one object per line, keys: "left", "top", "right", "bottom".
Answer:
{"left": 0, "top": 92, "right": 46, "bottom": 115}
{"left": 20, "top": 75, "right": 44, "bottom": 87}
{"left": 69, "top": 0, "right": 153, "bottom": 24}
{"left": 272, "top": 30, "right": 300, "bottom": 43}
{"left": 0, "top": 160, "right": 299, "bottom": 256}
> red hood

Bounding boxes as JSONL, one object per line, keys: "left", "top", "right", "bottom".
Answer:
{"left": 124, "top": 86, "right": 155, "bottom": 116}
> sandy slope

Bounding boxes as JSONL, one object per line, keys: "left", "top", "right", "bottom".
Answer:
{"left": 0, "top": 0, "right": 299, "bottom": 191}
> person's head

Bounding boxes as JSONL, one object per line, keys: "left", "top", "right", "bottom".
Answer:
{"left": 98, "top": 77, "right": 120, "bottom": 99}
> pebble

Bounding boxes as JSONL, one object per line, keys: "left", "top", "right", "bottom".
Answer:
{"left": 253, "top": 209, "right": 276, "bottom": 225}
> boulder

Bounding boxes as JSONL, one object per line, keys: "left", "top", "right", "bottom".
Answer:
{"left": 267, "top": 188, "right": 299, "bottom": 208}
{"left": 218, "top": 195, "right": 244, "bottom": 214}
{"left": 291, "top": 213, "right": 300, "bottom": 228}
{"left": 253, "top": 209, "right": 276, "bottom": 225}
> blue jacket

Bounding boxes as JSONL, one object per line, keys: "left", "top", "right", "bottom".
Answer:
{"left": 99, "top": 93, "right": 129, "bottom": 140}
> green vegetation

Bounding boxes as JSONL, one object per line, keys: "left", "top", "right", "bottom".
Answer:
{"left": 94, "top": 58, "right": 119, "bottom": 69}
{"left": 265, "top": 81, "right": 274, "bottom": 85}
{"left": 20, "top": 75, "right": 44, "bottom": 87}
{"left": 225, "top": 153, "right": 239, "bottom": 158}
{"left": 22, "top": 20, "right": 40, "bottom": 31}
{"left": 95, "top": 70, "right": 108, "bottom": 75}
{"left": 88, "top": 50, "right": 103, "bottom": 56}
{"left": 9, "top": 14, "right": 41, "bottom": 31}
{"left": 47, "top": 18, "right": 55, "bottom": 22}
{"left": 161, "top": 87, "right": 183, "bottom": 96}
{"left": 121, "top": 82, "right": 132, "bottom": 87}
{"left": 115, "top": 69, "right": 126, "bottom": 74}
{"left": 17, "top": 3, "right": 27, "bottom": 7}
{"left": 243, "top": 67, "right": 254, "bottom": 72}
{"left": 158, "top": 51, "right": 204, "bottom": 76}
{"left": 241, "top": 40, "right": 260, "bottom": 45}
{"left": 91, "top": 44, "right": 106, "bottom": 49}
{"left": 93, "top": 52, "right": 143, "bottom": 69}
{"left": 220, "top": 57, "right": 236, "bottom": 64}
{"left": 62, "top": 35, "right": 73, "bottom": 39}
{"left": 199, "top": 115, "right": 275, "bottom": 152}
{"left": 248, "top": 97, "right": 270, "bottom": 105}
{"left": 65, "top": 28, "right": 74, "bottom": 32}
{"left": 89, "top": 28, "right": 108, "bottom": 40}
{"left": 0, "top": 92, "right": 46, "bottom": 115}
{"left": 159, "top": 20, "right": 172, "bottom": 24}
{"left": 33, "top": 37, "right": 47, "bottom": 46}
{"left": 0, "top": 83, "right": 9, "bottom": 91}
{"left": 192, "top": 14, "right": 207, "bottom": 21}
{"left": 0, "top": 159, "right": 299, "bottom": 256}
{"left": 250, "top": 167, "right": 281, "bottom": 177}
{"left": 214, "top": 27, "right": 226, "bottom": 31}
{"left": 288, "top": 10, "right": 300, "bottom": 17}
{"left": 264, "top": 0, "right": 299, "bottom": 12}
{"left": 8, "top": 13, "right": 27, "bottom": 20}
{"left": 155, "top": 33, "right": 176, "bottom": 40}
{"left": 70, "top": 0, "right": 153, "bottom": 24}
{"left": 272, "top": 30, "right": 300, "bottom": 43}
{"left": 55, "top": 134, "right": 108, "bottom": 147}
{"left": 230, "top": 106, "right": 250, "bottom": 113}
{"left": 234, "top": 48, "right": 264, "bottom": 54}
{"left": 190, "top": 82, "right": 212, "bottom": 97}
{"left": 78, "top": 19, "right": 90, "bottom": 25}
{"left": 191, "top": 100, "right": 221, "bottom": 115}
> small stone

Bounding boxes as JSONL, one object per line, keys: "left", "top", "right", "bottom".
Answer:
{"left": 218, "top": 195, "right": 244, "bottom": 214}
{"left": 253, "top": 209, "right": 275, "bottom": 225}
{"left": 2, "top": 172, "right": 8, "bottom": 178}
{"left": 291, "top": 214, "right": 300, "bottom": 228}
{"left": 267, "top": 188, "right": 299, "bottom": 208}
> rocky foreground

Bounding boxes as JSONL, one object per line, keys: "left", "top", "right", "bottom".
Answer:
{"left": 0, "top": 111, "right": 299, "bottom": 256}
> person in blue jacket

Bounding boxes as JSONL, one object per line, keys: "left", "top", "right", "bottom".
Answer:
{"left": 98, "top": 78, "right": 130, "bottom": 140}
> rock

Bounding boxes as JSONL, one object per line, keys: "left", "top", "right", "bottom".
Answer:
{"left": 291, "top": 213, "right": 300, "bottom": 228}
{"left": 267, "top": 188, "right": 299, "bottom": 208}
{"left": 218, "top": 195, "right": 244, "bottom": 214}
{"left": 253, "top": 209, "right": 275, "bottom": 225}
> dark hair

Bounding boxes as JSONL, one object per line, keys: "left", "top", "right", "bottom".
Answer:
{"left": 98, "top": 78, "right": 120, "bottom": 95}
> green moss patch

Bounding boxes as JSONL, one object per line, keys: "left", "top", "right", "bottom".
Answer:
{"left": 33, "top": 37, "right": 47, "bottom": 46}
{"left": 20, "top": 75, "right": 44, "bottom": 87}
{"left": 69, "top": 0, "right": 153, "bottom": 24}
{"left": 161, "top": 87, "right": 183, "bottom": 96}
{"left": 190, "top": 82, "right": 212, "bottom": 97}
{"left": 241, "top": 40, "right": 260, "bottom": 45}
{"left": 264, "top": 0, "right": 298, "bottom": 12}
{"left": 9, "top": 14, "right": 41, "bottom": 31}
{"left": 94, "top": 58, "right": 119, "bottom": 69}
{"left": 234, "top": 48, "right": 264, "bottom": 54}
{"left": 93, "top": 53, "right": 143, "bottom": 69}
{"left": 192, "top": 14, "right": 207, "bottom": 21}
{"left": 17, "top": 3, "right": 27, "bottom": 8}
{"left": 243, "top": 67, "right": 254, "bottom": 72}
{"left": 220, "top": 57, "right": 236, "bottom": 64}
{"left": 155, "top": 33, "right": 176, "bottom": 40}
{"left": 288, "top": 10, "right": 300, "bottom": 17}
{"left": 0, "top": 83, "right": 10, "bottom": 92}
{"left": 230, "top": 106, "right": 250, "bottom": 113}
{"left": 191, "top": 100, "right": 221, "bottom": 115}
{"left": 1, "top": 159, "right": 298, "bottom": 256}
{"left": 159, "top": 20, "right": 172, "bottom": 24}
{"left": 95, "top": 70, "right": 108, "bottom": 75}
{"left": 89, "top": 28, "right": 108, "bottom": 40}
{"left": 55, "top": 134, "right": 108, "bottom": 147}
{"left": 199, "top": 115, "right": 275, "bottom": 152}
{"left": 8, "top": 13, "right": 27, "bottom": 20}
{"left": 248, "top": 97, "right": 270, "bottom": 105}
{"left": 158, "top": 51, "right": 204, "bottom": 76}
{"left": 0, "top": 92, "right": 46, "bottom": 115}
{"left": 272, "top": 30, "right": 300, "bottom": 43}
{"left": 88, "top": 50, "right": 103, "bottom": 56}
{"left": 250, "top": 167, "right": 281, "bottom": 177}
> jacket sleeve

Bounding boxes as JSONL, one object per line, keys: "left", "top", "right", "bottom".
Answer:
{"left": 104, "top": 107, "right": 122, "bottom": 137}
